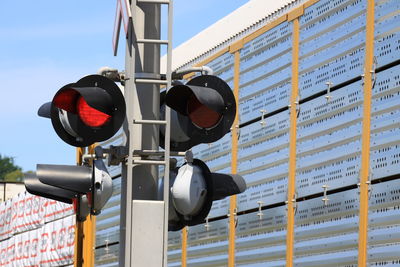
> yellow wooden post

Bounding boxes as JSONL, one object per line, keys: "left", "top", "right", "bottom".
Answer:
{"left": 75, "top": 147, "right": 85, "bottom": 267}
{"left": 83, "top": 214, "right": 95, "bottom": 267}
{"left": 74, "top": 221, "right": 84, "bottom": 267}
{"left": 74, "top": 145, "right": 96, "bottom": 267}
{"left": 286, "top": 14, "right": 301, "bottom": 267}
{"left": 358, "top": 0, "right": 375, "bottom": 265}
{"left": 181, "top": 226, "right": 188, "bottom": 267}
{"left": 228, "top": 47, "right": 242, "bottom": 267}
{"left": 82, "top": 144, "right": 97, "bottom": 267}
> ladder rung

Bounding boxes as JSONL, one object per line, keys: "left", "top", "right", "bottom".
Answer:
{"left": 133, "top": 150, "right": 186, "bottom": 157}
{"left": 135, "top": 78, "right": 168, "bottom": 85}
{"left": 133, "top": 150, "right": 165, "bottom": 157}
{"left": 133, "top": 119, "right": 167, "bottom": 125}
{"left": 133, "top": 159, "right": 166, "bottom": 165}
{"left": 137, "top": 39, "right": 169, "bottom": 45}
{"left": 137, "top": 0, "right": 170, "bottom": 3}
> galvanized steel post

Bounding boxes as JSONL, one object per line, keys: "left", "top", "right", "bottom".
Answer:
{"left": 119, "top": 2, "right": 165, "bottom": 267}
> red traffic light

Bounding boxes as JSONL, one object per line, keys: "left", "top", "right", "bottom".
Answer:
{"left": 162, "top": 75, "right": 236, "bottom": 151}
{"left": 187, "top": 95, "right": 222, "bottom": 128}
{"left": 53, "top": 89, "right": 112, "bottom": 128}
{"left": 47, "top": 74, "right": 126, "bottom": 147}
{"left": 77, "top": 97, "right": 111, "bottom": 127}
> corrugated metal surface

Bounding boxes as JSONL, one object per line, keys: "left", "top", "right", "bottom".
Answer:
{"left": 166, "top": 0, "right": 400, "bottom": 266}
{"left": 161, "top": 0, "right": 307, "bottom": 72}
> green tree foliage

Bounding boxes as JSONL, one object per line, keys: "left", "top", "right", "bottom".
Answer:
{"left": 4, "top": 170, "right": 24, "bottom": 182}
{"left": 0, "top": 154, "right": 22, "bottom": 182}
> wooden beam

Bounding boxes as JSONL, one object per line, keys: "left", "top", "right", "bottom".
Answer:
{"left": 286, "top": 17, "right": 300, "bottom": 267}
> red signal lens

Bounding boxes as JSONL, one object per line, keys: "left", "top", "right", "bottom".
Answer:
{"left": 53, "top": 89, "right": 79, "bottom": 113}
{"left": 77, "top": 96, "right": 111, "bottom": 127}
{"left": 187, "top": 95, "right": 222, "bottom": 129}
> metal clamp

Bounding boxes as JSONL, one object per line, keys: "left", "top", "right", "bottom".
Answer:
{"left": 97, "top": 66, "right": 126, "bottom": 83}
{"left": 285, "top": 199, "right": 297, "bottom": 214}
{"left": 104, "top": 238, "right": 110, "bottom": 254}
{"left": 361, "top": 56, "right": 377, "bottom": 88}
{"left": 185, "top": 150, "right": 194, "bottom": 163}
{"left": 325, "top": 81, "right": 333, "bottom": 102}
{"left": 104, "top": 145, "right": 128, "bottom": 166}
{"left": 227, "top": 208, "right": 238, "bottom": 228}
{"left": 230, "top": 124, "right": 240, "bottom": 140}
{"left": 260, "top": 109, "right": 267, "bottom": 127}
{"left": 371, "top": 56, "right": 378, "bottom": 89}
{"left": 322, "top": 184, "right": 329, "bottom": 206}
{"left": 204, "top": 216, "right": 211, "bottom": 231}
{"left": 357, "top": 168, "right": 373, "bottom": 199}
{"left": 256, "top": 201, "right": 264, "bottom": 220}
{"left": 288, "top": 96, "right": 300, "bottom": 118}
{"left": 285, "top": 191, "right": 298, "bottom": 214}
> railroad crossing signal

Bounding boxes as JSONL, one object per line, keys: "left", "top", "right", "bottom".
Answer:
{"left": 38, "top": 74, "right": 126, "bottom": 147}
{"left": 24, "top": 156, "right": 113, "bottom": 216}
{"left": 31, "top": 71, "right": 245, "bottom": 228}
{"left": 164, "top": 157, "right": 246, "bottom": 231}
{"left": 161, "top": 75, "right": 236, "bottom": 151}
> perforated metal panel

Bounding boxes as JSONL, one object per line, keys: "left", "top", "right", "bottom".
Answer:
{"left": 166, "top": 0, "right": 400, "bottom": 266}
{"left": 293, "top": 188, "right": 360, "bottom": 266}
{"left": 370, "top": 64, "right": 400, "bottom": 180}
{"left": 187, "top": 218, "right": 229, "bottom": 246}
{"left": 181, "top": 218, "right": 229, "bottom": 266}
{"left": 368, "top": 179, "right": 400, "bottom": 265}
{"left": 239, "top": 21, "right": 293, "bottom": 124}
{"left": 237, "top": 111, "right": 290, "bottom": 211}
{"left": 95, "top": 244, "right": 119, "bottom": 267}
{"left": 296, "top": 81, "right": 364, "bottom": 197}
{"left": 234, "top": 207, "right": 287, "bottom": 265}
{"left": 207, "top": 52, "right": 235, "bottom": 82}
{"left": 374, "top": 0, "right": 400, "bottom": 68}
{"left": 299, "top": 0, "right": 367, "bottom": 99}
{"left": 192, "top": 134, "right": 232, "bottom": 161}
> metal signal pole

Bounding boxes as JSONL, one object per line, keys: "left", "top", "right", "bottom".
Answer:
{"left": 119, "top": 1, "right": 173, "bottom": 266}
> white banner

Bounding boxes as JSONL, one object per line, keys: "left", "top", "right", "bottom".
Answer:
{"left": 44, "top": 200, "right": 74, "bottom": 223}
{"left": 0, "top": 202, "right": 5, "bottom": 242}
{"left": 7, "top": 192, "right": 46, "bottom": 236}
{"left": 0, "top": 237, "right": 7, "bottom": 266}
{"left": 20, "top": 193, "right": 45, "bottom": 233}
{"left": 38, "top": 216, "right": 75, "bottom": 267}
{"left": 6, "top": 235, "right": 16, "bottom": 267}
{"left": 0, "top": 191, "right": 76, "bottom": 267}
{"left": 28, "top": 229, "right": 40, "bottom": 267}
{"left": 1, "top": 201, "right": 12, "bottom": 241}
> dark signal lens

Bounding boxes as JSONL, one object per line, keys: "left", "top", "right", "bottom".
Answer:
{"left": 187, "top": 95, "right": 222, "bottom": 129}
{"left": 77, "top": 96, "right": 111, "bottom": 127}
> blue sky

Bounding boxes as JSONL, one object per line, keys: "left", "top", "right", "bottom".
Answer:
{"left": 0, "top": 0, "right": 247, "bottom": 171}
